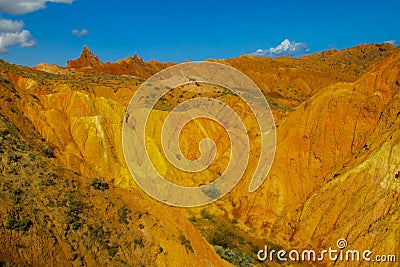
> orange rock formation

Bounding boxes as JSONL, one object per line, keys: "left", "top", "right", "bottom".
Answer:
{"left": 1, "top": 43, "right": 399, "bottom": 266}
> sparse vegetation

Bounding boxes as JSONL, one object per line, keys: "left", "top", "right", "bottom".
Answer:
{"left": 209, "top": 224, "right": 234, "bottom": 248}
{"left": 188, "top": 215, "right": 197, "bottom": 222}
{"left": 40, "top": 173, "right": 57, "bottom": 187}
{"left": 12, "top": 188, "right": 22, "bottom": 204}
{"left": 213, "top": 245, "right": 253, "bottom": 267}
{"left": 43, "top": 145, "right": 55, "bottom": 158}
{"left": 200, "top": 208, "right": 215, "bottom": 222}
{"left": 90, "top": 178, "right": 109, "bottom": 191}
{"left": 89, "top": 225, "right": 120, "bottom": 257}
{"left": 6, "top": 216, "right": 32, "bottom": 232}
{"left": 106, "top": 243, "right": 119, "bottom": 257}
{"left": 0, "top": 129, "right": 10, "bottom": 139}
{"left": 66, "top": 197, "right": 83, "bottom": 230}
{"left": 192, "top": 210, "right": 283, "bottom": 266}
{"left": 118, "top": 205, "right": 129, "bottom": 224}
{"left": 179, "top": 232, "right": 194, "bottom": 253}
{"left": 135, "top": 211, "right": 143, "bottom": 219}
{"left": 18, "top": 218, "right": 33, "bottom": 232}
{"left": 134, "top": 237, "right": 144, "bottom": 249}
{"left": 90, "top": 225, "right": 109, "bottom": 247}
{"left": 5, "top": 216, "right": 17, "bottom": 230}
{"left": 8, "top": 154, "right": 21, "bottom": 164}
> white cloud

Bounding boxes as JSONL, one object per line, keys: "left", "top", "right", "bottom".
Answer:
{"left": 384, "top": 40, "right": 396, "bottom": 45}
{"left": 249, "top": 39, "right": 310, "bottom": 58}
{"left": 0, "top": 1, "right": 73, "bottom": 53}
{"left": 0, "top": 19, "right": 35, "bottom": 54}
{"left": 0, "top": 30, "right": 36, "bottom": 54}
{"left": 0, "top": 0, "right": 73, "bottom": 15}
{"left": 72, "top": 29, "right": 89, "bottom": 37}
{"left": 0, "top": 19, "right": 24, "bottom": 33}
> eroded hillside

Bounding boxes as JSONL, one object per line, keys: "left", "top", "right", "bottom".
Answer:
{"left": 0, "top": 60, "right": 228, "bottom": 266}
{"left": 1, "top": 43, "right": 400, "bottom": 266}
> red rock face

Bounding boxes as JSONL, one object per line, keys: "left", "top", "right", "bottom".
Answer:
{"left": 67, "top": 45, "right": 104, "bottom": 69}
{"left": 66, "top": 46, "right": 173, "bottom": 78}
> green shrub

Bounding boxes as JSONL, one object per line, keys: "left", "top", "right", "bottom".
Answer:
{"left": 70, "top": 220, "right": 81, "bottom": 230}
{"left": 200, "top": 209, "right": 215, "bottom": 222}
{"left": 118, "top": 205, "right": 129, "bottom": 224}
{"left": 43, "top": 145, "right": 55, "bottom": 158}
{"left": 134, "top": 237, "right": 144, "bottom": 249}
{"left": 106, "top": 243, "right": 119, "bottom": 257}
{"left": 179, "top": 233, "right": 194, "bottom": 253}
{"left": 5, "top": 216, "right": 17, "bottom": 230}
{"left": 12, "top": 188, "right": 23, "bottom": 204}
{"left": 66, "top": 199, "right": 83, "bottom": 230}
{"left": 209, "top": 225, "right": 234, "bottom": 248}
{"left": 188, "top": 215, "right": 197, "bottom": 222}
{"left": 18, "top": 218, "right": 32, "bottom": 232}
{"left": 90, "top": 178, "right": 109, "bottom": 191}
{"left": 5, "top": 216, "right": 32, "bottom": 232}
{"left": 90, "top": 225, "right": 112, "bottom": 249}
{"left": 213, "top": 245, "right": 253, "bottom": 267}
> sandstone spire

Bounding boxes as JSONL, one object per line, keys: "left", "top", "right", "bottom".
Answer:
{"left": 66, "top": 45, "right": 104, "bottom": 69}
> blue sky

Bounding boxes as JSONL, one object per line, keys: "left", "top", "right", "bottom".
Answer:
{"left": 0, "top": 0, "right": 399, "bottom": 66}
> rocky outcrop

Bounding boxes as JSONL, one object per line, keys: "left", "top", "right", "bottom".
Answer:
{"left": 65, "top": 46, "right": 173, "bottom": 78}
{"left": 67, "top": 45, "right": 104, "bottom": 70}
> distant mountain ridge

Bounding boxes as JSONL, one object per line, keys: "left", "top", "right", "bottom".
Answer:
{"left": 64, "top": 45, "right": 174, "bottom": 78}
{"left": 38, "top": 43, "right": 400, "bottom": 112}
